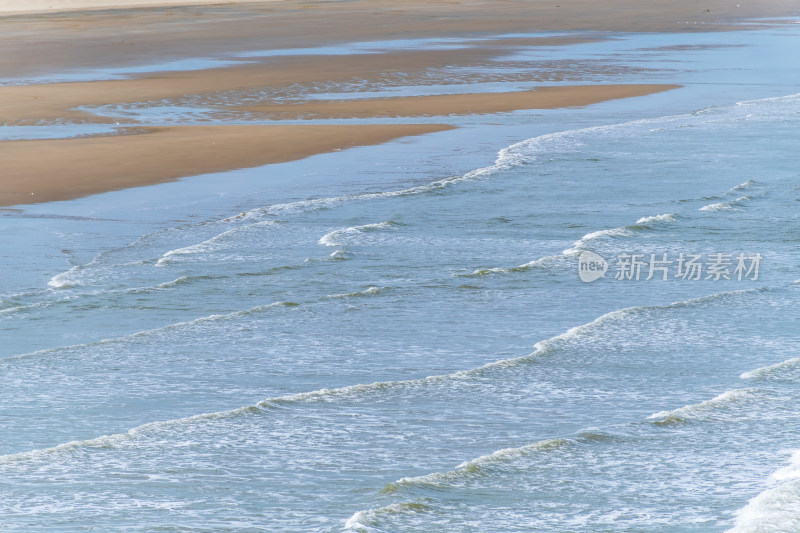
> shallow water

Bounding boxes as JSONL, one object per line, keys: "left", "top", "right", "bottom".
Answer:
{"left": 1, "top": 25, "right": 799, "bottom": 532}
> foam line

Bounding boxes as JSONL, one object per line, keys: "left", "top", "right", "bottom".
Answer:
{"left": 647, "top": 389, "right": 758, "bottom": 424}
{"left": 726, "top": 450, "right": 800, "bottom": 533}
{"left": 1, "top": 288, "right": 764, "bottom": 461}
{"left": 2, "top": 300, "right": 299, "bottom": 362}
{"left": 465, "top": 213, "right": 677, "bottom": 276}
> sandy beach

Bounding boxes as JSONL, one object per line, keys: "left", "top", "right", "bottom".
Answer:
{"left": 1, "top": 0, "right": 796, "bottom": 206}
{"left": 0, "top": 125, "right": 454, "bottom": 205}
{"left": 4, "top": 2, "right": 800, "bottom": 531}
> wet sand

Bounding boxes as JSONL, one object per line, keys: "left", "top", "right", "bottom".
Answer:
{"left": 1, "top": 1, "right": 796, "bottom": 79}
{"left": 235, "top": 86, "right": 681, "bottom": 120}
{"left": 1, "top": 0, "right": 796, "bottom": 206}
{"left": 0, "top": 84, "right": 676, "bottom": 207}
{"left": 0, "top": 78, "right": 678, "bottom": 125}
{"left": 0, "top": 125, "right": 453, "bottom": 206}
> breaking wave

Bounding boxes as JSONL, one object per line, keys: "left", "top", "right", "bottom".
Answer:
{"left": 319, "top": 221, "right": 399, "bottom": 247}
{"left": 648, "top": 388, "right": 759, "bottom": 424}
{"left": 464, "top": 213, "right": 678, "bottom": 276}
{"left": 3, "top": 300, "right": 300, "bottom": 362}
{"left": 699, "top": 195, "right": 751, "bottom": 212}
{"left": 741, "top": 356, "right": 800, "bottom": 382}
{"left": 2, "top": 288, "right": 762, "bottom": 463}
{"left": 726, "top": 450, "right": 800, "bottom": 533}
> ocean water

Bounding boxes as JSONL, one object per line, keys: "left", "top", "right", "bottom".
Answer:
{"left": 1, "top": 23, "right": 800, "bottom": 532}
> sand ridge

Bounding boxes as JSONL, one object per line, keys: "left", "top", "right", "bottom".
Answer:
{"left": 1, "top": 0, "right": 796, "bottom": 206}
{"left": 0, "top": 125, "right": 454, "bottom": 206}
{"left": 235, "top": 86, "right": 683, "bottom": 120}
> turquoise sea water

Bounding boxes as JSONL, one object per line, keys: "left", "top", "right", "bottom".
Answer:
{"left": 2, "top": 21, "right": 800, "bottom": 532}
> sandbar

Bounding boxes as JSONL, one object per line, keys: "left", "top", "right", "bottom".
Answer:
{"left": 0, "top": 125, "right": 452, "bottom": 206}
{"left": 1, "top": 0, "right": 796, "bottom": 206}
{"left": 236, "top": 85, "right": 682, "bottom": 120}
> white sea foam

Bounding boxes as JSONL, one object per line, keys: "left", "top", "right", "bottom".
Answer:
{"left": 726, "top": 450, "right": 800, "bottom": 533}
{"left": 561, "top": 227, "right": 631, "bottom": 256}
{"left": 284, "top": 287, "right": 766, "bottom": 396}
{"left": 648, "top": 389, "right": 757, "bottom": 422}
{"left": 326, "top": 286, "right": 387, "bottom": 299}
{"left": 466, "top": 212, "right": 677, "bottom": 276}
{"left": 511, "top": 254, "right": 565, "bottom": 270}
{"left": 731, "top": 179, "right": 757, "bottom": 191}
{"left": 635, "top": 213, "right": 677, "bottom": 225}
{"left": 0, "top": 306, "right": 622, "bottom": 461}
{"left": 575, "top": 227, "right": 633, "bottom": 242}
{"left": 156, "top": 220, "right": 276, "bottom": 266}
{"left": 741, "top": 357, "right": 800, "bottom": 381}
{"left": 0, "top": 300, "right": 50, "bottom": 317}
{"left": 3, "top": 301, "right": 299, "bottom": 363}
{"left": 735, "top": 92, "right": 800, "bottom": 108}
{"left": 222, "top": 197, "right": 346, "bottom": 223}
{"left": 318, "top": 221, "right": 396, "bottom": 247}
{"left": 379, "top": 430, "right": 616, "bottom": 497}
{"left": 46, "top": 226, "right": 193, "bottom": 288}
{"left": 699, "top": 201, "right": 733, "bottom": 211}
{"left": 344, "top": 510, "right": 371, "bottom": 531}
{"left": 699, "top": 195, "right": 751, "bottom": 211}
{"left": 560, "top": 213, "right": 677, "bottom": 256}
{"left": 156, "top": 276, "right": 193, "bottom": 289}
{"left": 226, "top": 119, "right": 669, "bottom": 228}
{"left": 0, "top": 403, "right": 264, "bottom": 464}
{"left": 466, "top": 266, "right": 514, "bottom": 276}
{"left": 1, "top": 288, "right": 763, "bottom": 463}
{"left": 46, "top": 238, "right": 150, "bottom": 289}
{"left": 47, "top": 265, "right": 86, "bottom": 289}
{"left": 230, "top": 157, "right": 507, "bottom": 225}
{"left": 344, "top": 501, "right": 433, "bottom": 531}
{"left": 457, "top": 438, "right": 572, "bottom": 470}
{"left": 379, "top": 437, "right": 572, "bottom": 497}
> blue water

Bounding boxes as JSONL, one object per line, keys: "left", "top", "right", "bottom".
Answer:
{"left": 1, "top": 23, "right": 800, "bottom": 532}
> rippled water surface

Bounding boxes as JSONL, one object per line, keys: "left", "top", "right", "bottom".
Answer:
{"left": 1, "top": 25, "right": 800, "bottom": 533}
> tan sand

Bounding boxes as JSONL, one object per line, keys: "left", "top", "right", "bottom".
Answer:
{"left": 1, "top": 0, "right": 796, "bottom": 206}
{"left": 236, "top": 85, "right": 681, "bottom": 120}
{"left": 0, "top": 125, "right": 452, "bottom": 206}
{"left": 0, "top": 84, "right": 675, "bottom": 207}
{"left": 0, "top": 75, "right": 677, "bottom": 125}
{"left": 0, "top": 0, "right": 274, "bottom": 14}
{"left": 1, "top": 1, "right": 797, "bottom": 80}
{"left": 0, "top": 48, "right": 507, "bottom": 125}
{"left": 1, "top": 0, "right": 796, "bottom": 31}
{"left": 0, "top": 84, "right": 677, "bottom": 207}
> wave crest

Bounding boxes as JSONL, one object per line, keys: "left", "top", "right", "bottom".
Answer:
{"left": 1, "top": 289, "right": 764, "bottom": 461}
{"left": 318, "top": 221, "right": 398, "bottom": 247}
{"left": 741, "top": 357, "right": 800, "bottom": 382}
{"left": 381, "top": 437, "right": 574, "bottom": 495}
{"left": 699, "top": 195, "right": 751, "bottom": 212}
{"left": 726, "top": 450, "right": 800, "bottom": 533}
{"left": 326, "top": 286, "right": 388, "bottom": 299}
{"left": 648, "top": 389, "right": 758, "bottom": 423}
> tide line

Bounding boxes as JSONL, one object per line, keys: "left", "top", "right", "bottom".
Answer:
{"left": 0, "top": 287, "right": 764, "bottom": 462}
{"left": 725, "top": 449, "right": 800, "bottom": 533}
{"left": 1, "top": 300, "right": 300, "bottom": 363}
{"left": 463, "top": 213, "right": 678, "bottom": 277}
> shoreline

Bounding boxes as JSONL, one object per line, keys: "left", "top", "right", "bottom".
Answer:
{"left": 0, "top": 84, "right": 677, "bottom": 207}
{"left": 0, "top": 124, "right": 453, "bottom": 207}
{"left": 235, "top": 86, "right": 682, "bottom": 120}
{"left": 1, "top": 0, "right": 797, "bottom": 207}
{"left": 1, "top": 0, "right": 796, "bottom": 29}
